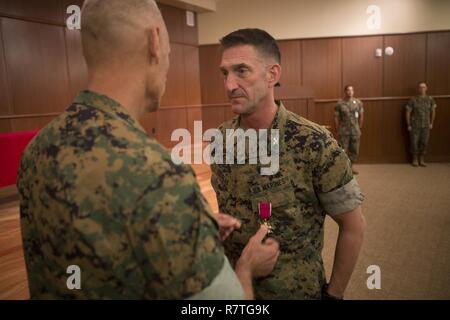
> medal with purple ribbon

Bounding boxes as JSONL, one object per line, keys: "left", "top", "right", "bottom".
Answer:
{"left": 258, "top": 202, "right": 273, "bottom": 233}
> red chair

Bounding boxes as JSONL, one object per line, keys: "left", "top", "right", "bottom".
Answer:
{"left": 0, "top": 130, "right": 38, "bottom": 188}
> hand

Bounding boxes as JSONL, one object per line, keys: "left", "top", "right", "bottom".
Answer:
{"left": 216, "top": 213, "right": 241, "bottom": 241}
{"left": 408, "top": 126, "right": 412, "bottom": 132}
{"left": 235, "top": 225, "right": 280, "bottom": 279}
{"left": 430, "top": 123, "right": 433, "bottom": 129}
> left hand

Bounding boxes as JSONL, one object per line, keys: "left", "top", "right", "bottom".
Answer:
{"left": 430, "top": 123, "right": 433, "bottom": 129}
{"left": 216, "top": 213, "right": 241, "bottom": 241}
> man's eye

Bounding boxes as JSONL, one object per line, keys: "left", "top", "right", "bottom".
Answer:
{"left": 238, "top": 68, "right": 248, "bottom": 75}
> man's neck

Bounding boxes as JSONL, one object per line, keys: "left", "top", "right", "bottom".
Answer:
{"left": 87, "top": 72, "right": 148, "bottom": 121}
{"left": 240, "top": 98, "right": 278, "bottom": 130}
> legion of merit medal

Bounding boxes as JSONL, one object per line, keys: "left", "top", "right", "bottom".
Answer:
{"left": 258, "top": 202, "right": 273, "bottom": 233}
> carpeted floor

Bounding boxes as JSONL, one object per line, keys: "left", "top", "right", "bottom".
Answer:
{"left": 322, "top": 163, "right": 450, "bottom": 299}
{"left": 0, "top": 163, "right": 449, "bottom": 299}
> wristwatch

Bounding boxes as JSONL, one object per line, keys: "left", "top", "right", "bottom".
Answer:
{"left": 321, "top": 284, "right": 344, "bottom": 300}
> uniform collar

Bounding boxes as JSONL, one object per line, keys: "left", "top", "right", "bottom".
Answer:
{"left": 233, "top": 100, "right": 288, "bottom": 131}
{"left": 226, "top": 101, "right": 287, "bottom": 157}
{"left": 74, "top": 90, "right": 147, "bottom": 133}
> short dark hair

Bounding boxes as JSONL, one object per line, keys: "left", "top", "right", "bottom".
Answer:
{"left": 220, "top": 28, "right": 281, "bottom": 64}
{"left": 344, "top": 84, "right": 354, "bottom": 91}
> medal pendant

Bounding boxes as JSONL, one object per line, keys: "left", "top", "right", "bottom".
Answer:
{"left": 258, "top": 202, "right": 273, "bottom": 233}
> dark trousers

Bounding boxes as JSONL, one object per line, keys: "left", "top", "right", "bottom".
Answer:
{"left": 410, "top": 127, "right": 430, "bottom": 156}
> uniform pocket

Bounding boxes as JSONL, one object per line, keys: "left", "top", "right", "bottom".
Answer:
{"left": 250, "top": 177, "right": 297, "bottom": 216}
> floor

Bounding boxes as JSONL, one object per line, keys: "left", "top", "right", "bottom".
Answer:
{"left": 1, "top": 163, "right": 449, "bottom": 299}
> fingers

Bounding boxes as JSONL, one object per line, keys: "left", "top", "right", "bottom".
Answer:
{"left": 264, "top": 237, "right": 279, "bottom": 250}
{"left": 251, "top": 224, "right": 269, "bottom": 243}
{"left": 263, "top": 238, "right": 280, "bottom": 259}
{"left": 220, "top": 228, "right": 234, "bottom": 241}
{"left": 217, "top": 213, "right": 241, "bottom": 229}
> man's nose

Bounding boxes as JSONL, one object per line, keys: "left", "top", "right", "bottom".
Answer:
{"left": 224, "top": 74, "right": 239, "bottom": 93}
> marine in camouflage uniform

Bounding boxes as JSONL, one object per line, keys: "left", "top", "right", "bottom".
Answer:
{"left": 335, "top": 97, "right": 364, "bottom": 165}
{"left": 17, "top": 90, "right": 227, "bottom": 299}
{"left": 211, "top": 101, "right": 364, "bottom": 299}
{"left": 406, "top": 95, "right": 437, "bottom": 166}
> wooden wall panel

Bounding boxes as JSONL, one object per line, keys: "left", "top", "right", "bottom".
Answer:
{"left": 65, "top": 29, "right": 87, "bottom": 101}
{"left": 187, "top": 107, "right": 202, "bottom": 135}
{"left": 202, "top": 106, "right": 226, "bottom": 131}
{"left": 278, "top": 40, "right": 301, "bottom": 89}
{"left": 183, "top": 45, "right": 201, "bottom": 105}
{"left": 159, "top": 3, "right": 197, "bottom": 46}
{"left": 2, "top": 18, "right": 71, "bottom": 114}
{"left": 427, "top": 98, "right": 450, "bottom": 161}
{"left": 302, "top": 38, "right": 342, "bottom": 99}
{"left": 426, "top": 32, "right": 450, "bottom": 95}
{"left": 358, "top": 101, "right": 385, "bottom": 163}
{"left": 0, "top": 120, "right": 12, "bottom": 133}
{"left": 0, "top": 21, "right": 12, "bottom": 115}
{"left": 312, "top": 102, "right": 336, "bottom": 129}
{"left": 383, "top": 34, "right": 426, "bottom": 97}
{"left": 199, "top": 45, "right": 227, "bottom": 104}
{"left": 0, "top": 0, "right": 62, "bottom": 24}
{"left": 155, "top": 108, "right": 188, "bottom": 147}
{"left": 224, "top": 105, "right": 235, "bottom": 122}
{"left": 159, "top": 3, "right": 184, "bottom": 44}
{"left": 183, "top": 11, "right": 198, "bottom": 46}
{"left": 161, "top": 43, "right": 186, "bottom": 106}
{"left": 283, "top": 100, "right": 308, "bottom": 118}
{"left": 342, "top": 36, "right": 383, "bottom": 97}
{"left": 11, "top": 116, "right": 55, "bottom": 132}
{"left": 380, "top": 100, "right": 410, "bottom": 162}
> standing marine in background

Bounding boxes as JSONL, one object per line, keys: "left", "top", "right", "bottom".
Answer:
{"left": 406, "top": 82, "right": 437, "bottom": 167}
{"left": 334, "top": 85, "right": 364, "bottom": 174}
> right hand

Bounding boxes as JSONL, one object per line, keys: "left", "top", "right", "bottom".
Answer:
{"left": 408, "top": 126, "right": 412, "bottom": 132}
{"left": 235, "top": 225, "right": 280, "bottom": 279}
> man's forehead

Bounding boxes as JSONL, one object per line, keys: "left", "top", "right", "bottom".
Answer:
{"left": 220, "top": 45, "right": 263, "bottom": 67}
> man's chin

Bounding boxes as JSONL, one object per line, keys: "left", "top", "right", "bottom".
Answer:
{"left": 146, "top": 100, "right": 160, "bottom": 113}
{"left": 230, "top": 102, "right": 247, "bottom": 114}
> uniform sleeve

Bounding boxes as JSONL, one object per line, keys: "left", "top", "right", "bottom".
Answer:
{"left": 210, "top": 163, "right": 229, "bottom": 213}
{"left": 126, "top": 159, "right": 225, "bottom": 299}
{"left": 406, "top": 98, "right": 414, "bottom": 112}
{"left": 431, "top": 97, "right": 437, "bottom": 109}
{"left": 312, "top": 131, "right": 364, "bottom": 216}
{"left": 334, "top": 103, "right": 341, "bottom": 116}
{"left": 186, "top": 256, "right": 245, "bottom": 300}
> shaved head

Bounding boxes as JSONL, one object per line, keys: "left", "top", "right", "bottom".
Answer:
{"left": 81, "top": 0, "right": 165, "bottom": 68}
{"left": 81, "top": 0, "right": 171, "bottom": 114}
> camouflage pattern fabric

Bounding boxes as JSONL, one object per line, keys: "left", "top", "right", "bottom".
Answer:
{"left": 17, "top": 90, "right": 224, "bottom": 299}
{"left": 211, "top": 102, "right": 364, "bottom": 300}
{"left": 406, "top": 95, "right": 436, "bottom": 129}
{"left": 410, "top": 127, "right": 430, "bottom": 156}
{"left": 335, "top": 98, "right": 364, "bottom": 163}
{"left": 406, "top": 95, "right": 436, "bottom": 156}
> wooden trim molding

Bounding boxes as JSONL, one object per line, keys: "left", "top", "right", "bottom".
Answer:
{"left": 315, "top": 95, "right": 450, "bottom": 103}
{"left": 1, "top": 95, "right": 448, "bottom": 119}
{"left": 0, "top": 112, "right": 61, "bottom": 120}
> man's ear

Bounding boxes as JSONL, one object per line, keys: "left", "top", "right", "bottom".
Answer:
{"left": 147, "top": 27, "right": 161, "bottom": 65}
{"left": 267, "top": 64, "right": 281, "bottom": 88}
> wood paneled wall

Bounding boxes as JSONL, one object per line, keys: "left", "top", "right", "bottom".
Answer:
{"left": 0, "top": 1, "right": 448, "bottom": 163}
{"left": 199, "top": 31, "right": 450, "bottom": 163}
{"left": 0, "top": 0, "right": 201, "bottom": 148}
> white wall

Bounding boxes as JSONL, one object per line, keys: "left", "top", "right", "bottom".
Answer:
{"left": 198, "top": 0, "right": 450, "bottom": 44}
